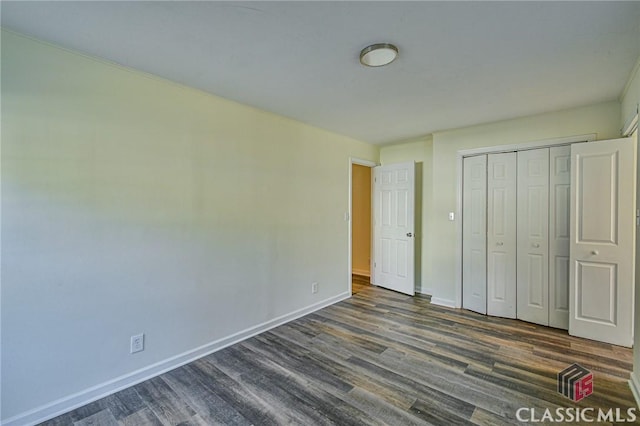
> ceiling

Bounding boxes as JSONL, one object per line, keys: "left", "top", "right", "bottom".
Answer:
{"left": 2, "top": 1, "right": 639, "bottom": 145}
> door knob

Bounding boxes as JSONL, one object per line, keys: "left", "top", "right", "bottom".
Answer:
{"left": 406, "top": 232, "right": 413, "bottom": 237}
{"left": 591, "top": 250, "right": 599, "bottom": 255}
{"left": 496, "top": 242, "right": 504, "bottom": 246}
{"left": 532, "top": 243, "right": 540, "bottom": 248}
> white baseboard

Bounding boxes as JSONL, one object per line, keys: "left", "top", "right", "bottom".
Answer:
{"left": 430, "top": 297, "right": 457, "bottom": 308}
{"left": 630, "top": 372, "right": 640, "bottom": 408}
{"left": 1, "top": 292, "right": 351, "bottom": 426}
{"left": 351, "top": 268, "right": 370, "bottom": 277}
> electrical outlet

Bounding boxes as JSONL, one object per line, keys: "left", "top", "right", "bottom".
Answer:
{"left": 311, "top": 282, "right": 319, "bottom": 294}
{"left": 130, "top": 333, "right": 144, "bottom": 354}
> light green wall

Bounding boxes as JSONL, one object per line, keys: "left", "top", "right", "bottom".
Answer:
{"left": 380, "top": 137, "right": 433, "bottom": 294}
{"left": 622, "top": 58, "right": 640, "bottom": 130}
{"left": 430, "top": 101, "right": 621, "bottom": 305}
{"left": 1, "top": 30, "right": 378, "bottom": 421}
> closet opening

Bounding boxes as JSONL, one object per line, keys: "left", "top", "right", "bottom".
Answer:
{"left": 455, "top": 133, "right": 637, "bottom": 347}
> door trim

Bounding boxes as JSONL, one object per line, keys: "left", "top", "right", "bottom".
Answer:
{"left": 348, "top": 157, "right": 378, "bottom": 294}
{"left": 454, "top": 134, "right": 597, "bottom": 308}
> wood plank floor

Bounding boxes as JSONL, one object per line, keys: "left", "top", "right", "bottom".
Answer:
{"left": 352, "top": 274, "right": 370, "bottom": 295}
{"left": 41, "top": 284, "right": 638, "bottom": 425}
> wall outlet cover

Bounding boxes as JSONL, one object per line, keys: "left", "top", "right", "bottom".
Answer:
{"left": 130, "top": 333, "right": 144, "bottom": 354}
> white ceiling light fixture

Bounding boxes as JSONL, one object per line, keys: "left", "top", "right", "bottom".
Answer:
{"left": 360, "top": 43, "right": 398, "bottom": 67}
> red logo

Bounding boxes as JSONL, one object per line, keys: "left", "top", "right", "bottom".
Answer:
{"left": 558, "top": 363, "right": 593, "bottom": 402}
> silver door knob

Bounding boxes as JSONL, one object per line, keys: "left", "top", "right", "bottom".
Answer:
{"left": 532, "top": 243, "right": 540, "bottom": 248}
{"left": 406, "top": 232, "right": 413, "bottom": 237}
{"left": 496, "top": 242, "right": 504, "bottom": 246}
{"left": 591, "top": 250, "right": 599, "bottom": 255}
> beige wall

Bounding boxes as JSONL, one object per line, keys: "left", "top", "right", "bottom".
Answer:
{"left": 1, "top": 30, "right": 379, "bottom": 422}
{"left": 351, "top": 164, "right": 371, "bottom": 276}
{"left": 380, "top": 137, "right": 433, "bottom": 294}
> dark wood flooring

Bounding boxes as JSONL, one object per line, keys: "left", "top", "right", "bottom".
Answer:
{"left": 40, "top": 284, "right": 638, "bottom": 425}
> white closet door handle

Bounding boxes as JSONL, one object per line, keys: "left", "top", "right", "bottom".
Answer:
{"left": 496, "top": 242, "right": 504, "bottom": 246}
{"left": 532, "top": 243, "right": 540, "bottom": 248}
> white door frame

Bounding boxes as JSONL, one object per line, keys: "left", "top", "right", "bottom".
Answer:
{"left": 348, "top": 157, "right": 378, "bottom": 294}
{"left": 454, "top": 134, "right": 596, "bottom": 308}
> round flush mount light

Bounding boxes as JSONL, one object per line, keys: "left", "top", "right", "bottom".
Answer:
{"left": 359, "top": 43, "right": 398, "bottom": 67}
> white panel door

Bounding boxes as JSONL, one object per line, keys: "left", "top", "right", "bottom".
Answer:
{"left": 373, "top": 162, "right": 415, "bottom": 295}
{"left": 517, "top": 148, "right": 550, "bottom": 326}
{"left": 463, "top": 155, "right": 487, "bottom": 314}
{"left": 549, "top": 146, "right": 571, "bottom": 329}
{"left": 570, "top": 138, "right": 636, "bottom": 347}
{"left": 487, "top": 153, "right": 517, "bottom": 318}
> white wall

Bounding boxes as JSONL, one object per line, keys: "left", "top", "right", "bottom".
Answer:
{"left": 0, "top": 31, "right": 378, "bottom": 423}
{"left": 429, "top": 101, "right": 621, "bottom": 306}
{"left": 379, "top": 137, "right": 433, "bottom": 294}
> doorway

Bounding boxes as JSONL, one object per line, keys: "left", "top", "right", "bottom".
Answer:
{"left": 349, "top": 159, "right": 376, "bottom": 295}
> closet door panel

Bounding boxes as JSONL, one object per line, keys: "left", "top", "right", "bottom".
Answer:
{"left": 549, "top": 146, "right": 571, "bottom": 329}
{"left": 487, "top": 153, "right": 517, "bottom": 318}
{"left": 463, "top": 155, "right": 487, "bottom": 314}
{"left": 517, "top": 148, "right": 550, "bottom": 325}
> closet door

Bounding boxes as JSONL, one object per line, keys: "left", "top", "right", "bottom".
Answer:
{"left": 462, "top": 155, "right": 487, "bottom": 314}
{"left": 517, "top": 148, "right": 550, "bottom": 325}
{"left": 487, "top": 153, "right": 517, "bottom": 318}
{"left": 549, "top": 146, "right": 571, "bottom": 329}
{"left": 569, "top": 138, "right": 635, "bottom": 347}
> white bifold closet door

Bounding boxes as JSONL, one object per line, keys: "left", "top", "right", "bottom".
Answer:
{"left": 487, "top": 153, "right": 517, "bottom": 318}
{"left": 515, "top": 146, "right": 572, "bottom": 328}
{"left": 462, "top": 155, "right": 487, "bottom": 314}
{"left": 517, "top": 148, "right": 550, "bottom": 325}
{"left": 462, "top": 140, "right": 634, "bottom": 342}
{"left": 548, "top": 146, "right": 571, "bottom": 329}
